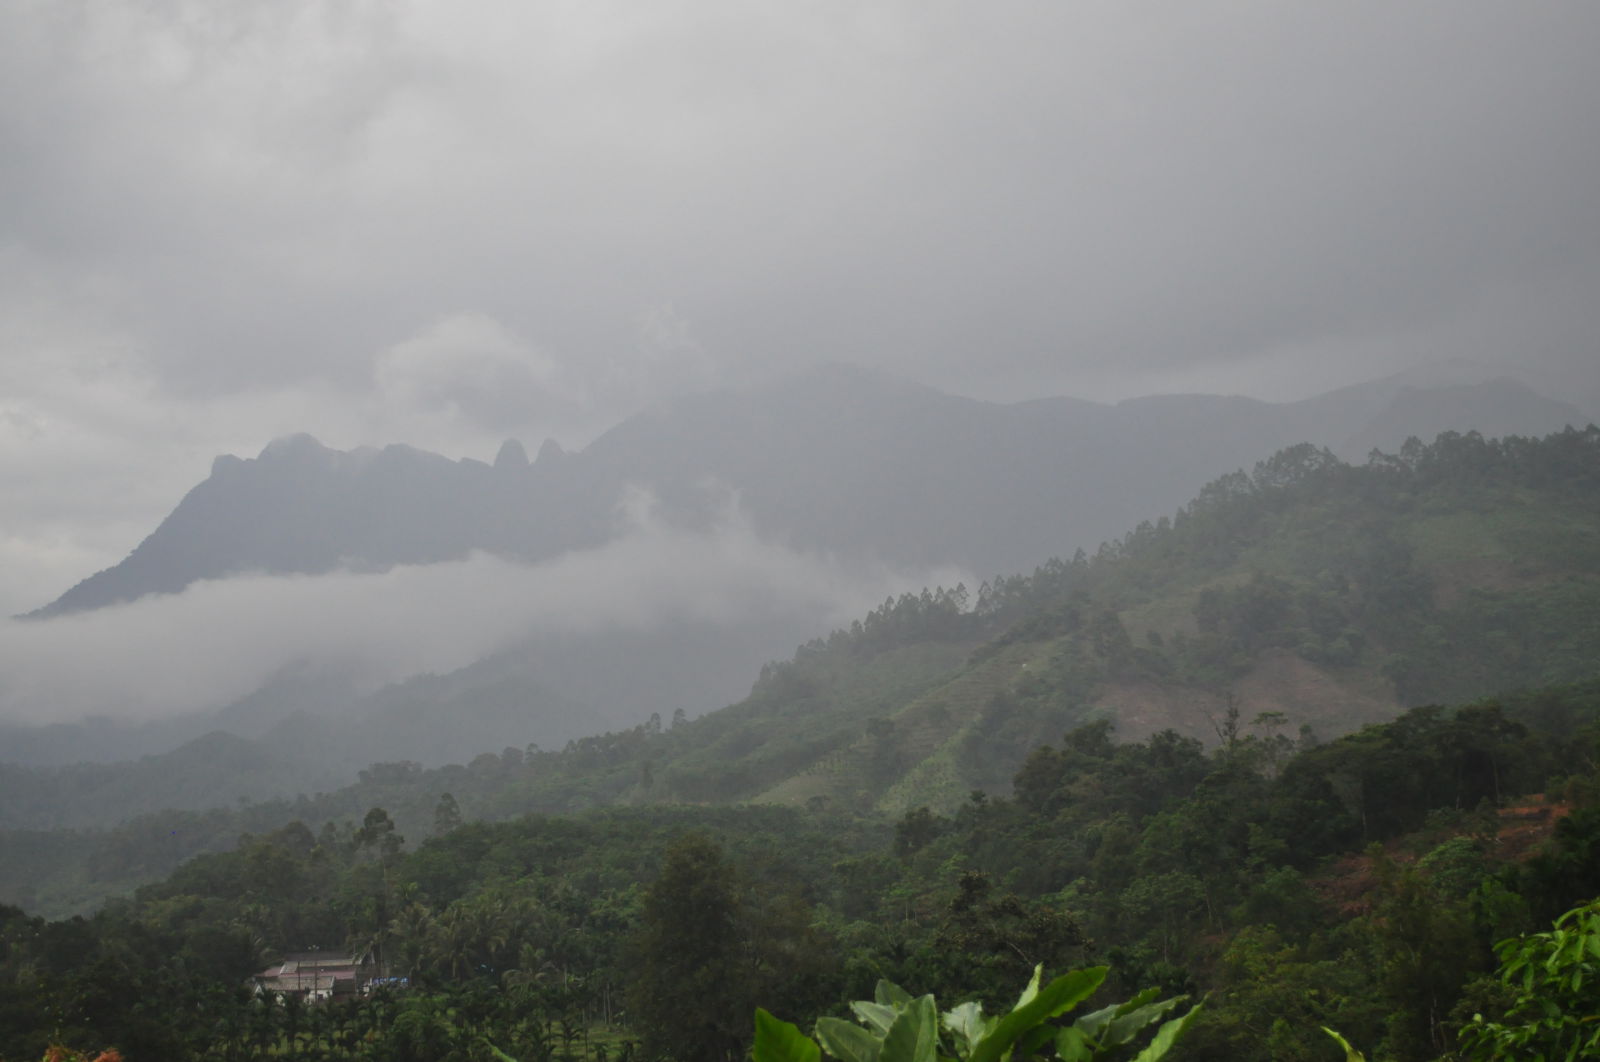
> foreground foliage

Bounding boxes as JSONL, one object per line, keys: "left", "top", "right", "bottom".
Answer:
{"left": 1457, "top": 899, "right": 1600, "bottom": 1062}
{"left": 755, "top": 965, "right": 1200, "bottom": 1062}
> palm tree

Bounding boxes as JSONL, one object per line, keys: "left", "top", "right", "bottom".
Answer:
{"left": 468, "top": 898, "right": 513, "bottom": 973}
{"left": 250, "top": 990, "right": 280, "bottom": 1057}
{"left": 429, "top": 907, "right": 478, "bottom": 982}
{"left": 501, "top": 942, "right": 553, "bottom": 999}
{"left": 282, "top": 990, "right": 305, "bottom": 1053}
{"left": 385, "top": 902, "right": 435, "bottom": 981}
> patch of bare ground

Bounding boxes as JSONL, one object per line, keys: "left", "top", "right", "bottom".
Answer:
{"left": 1094, "top": 681, "right": 1223, "bottom": 745}
{"left": 1429, "top": 558, "right": 1544, "bottom": 609}
{"left": 1315, "top": 850, "right": 1414, "bottom": 918}
{"left": 1233, "top": 650, "right": 1398, "bottom": 736}
{"left": 1097, "top": 649, "right": 1398, "bottom": 745}
{"left": 1312, "top": 795, "right": 1572, "bottom": 917}
{"left": 1492, "top": 794, "right": 1572, "bottom": 861}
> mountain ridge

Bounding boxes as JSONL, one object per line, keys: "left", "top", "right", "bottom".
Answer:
{"left": 4, "top": 426, "right": 1598, "bottom": 916}
{"left": 27, "top": 364, "right": 1588, "bottom": 620}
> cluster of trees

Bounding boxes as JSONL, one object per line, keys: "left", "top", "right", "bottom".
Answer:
{"left": 888, "top": 683, "right": 1600, "bottom": 1059}
{"left": 5, "top": 679, "right": 1600, "bottom": 1060}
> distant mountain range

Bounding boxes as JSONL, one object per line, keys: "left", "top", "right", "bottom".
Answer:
{"left": 30, "top": 362, "right": 1589, "bottom": 618}
{"left": 6, "top": 423, "right": 1599, "bottom": 919}
{"left": 5, "top": 363, "right": 1589, "bottom": 777}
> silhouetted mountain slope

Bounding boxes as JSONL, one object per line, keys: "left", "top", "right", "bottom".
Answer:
{"left": 496, "top": 427, "right": 1600, "bottom": 818}
{"left": 0, "top": 730, "right": 345, "bottom": 834}
{"left": 29, "top": 364, "right": 1586, "bottom": 618}
{"left": 0, "top": 672, "right": 359, "bottom": 767}
{"left": 0, "top": 606, "right": 827, "bottom": 776}
{"left": 5, "top": 428, "right": 1597, "bottom": 862}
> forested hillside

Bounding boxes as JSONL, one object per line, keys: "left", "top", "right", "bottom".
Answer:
{"left": 4, "top": 427, "right": 1600, "bottom": 1061}
{"left": 3, "top": 427, "right": 1599, "bottom": 919}
{"left": 16, "top": 366, "right": 1580, "bottom": 793}
{"left": 5, "top": 679, "right": 1600, "bottom": 1060}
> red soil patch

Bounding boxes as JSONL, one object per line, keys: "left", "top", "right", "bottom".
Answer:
{"left": 1311, "top": 795, "right": 1571, "bottom": 917}
{"left": 1315, "top": 850, "right": 1414, "bottom": 918}
{"left": 1492, "top": 795, "right": 1572, "bottom": 862}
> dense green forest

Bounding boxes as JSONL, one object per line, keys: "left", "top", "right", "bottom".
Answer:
{"left": 5, "top": 428, "right": 1600, "bottom": 1060}
{"left": 6, "top": 680, "right": 1600, "bottom": 1060}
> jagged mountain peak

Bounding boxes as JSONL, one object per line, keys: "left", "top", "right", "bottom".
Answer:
{"left": 258, "top": 432, "right": 331, "bottom": 461}
{"left": 28, "top": 364, "right": 1588, "bottom": 619}
{"left": 495, "top": 438, "right": 531, "bottom": 470}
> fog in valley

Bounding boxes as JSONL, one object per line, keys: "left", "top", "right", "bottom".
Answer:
{"left": 3, "top": 2, "right": 1598, "bottom": 773}
{"left": 0, "top": 492, "right": 969, "bottom": 727}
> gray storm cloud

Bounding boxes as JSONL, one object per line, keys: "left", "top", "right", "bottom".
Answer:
{"left": 0, "top": 495, "right": 970, "bottom": 724}
{"left": 1, "top": 1, "right": 1598, "bottom": 619}
{"left": 4, "top": 1, "right": 1597, "bottom": 398}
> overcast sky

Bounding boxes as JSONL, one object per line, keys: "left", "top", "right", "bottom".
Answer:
{"left": 3, "top": 1, "right": 1599, "bottom": 616}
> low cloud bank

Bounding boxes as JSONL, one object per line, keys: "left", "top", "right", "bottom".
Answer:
{"left": 0, "top": 497, "right": 969, "bottom": 725}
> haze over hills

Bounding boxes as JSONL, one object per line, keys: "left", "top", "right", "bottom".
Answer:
{"left": 30, "top": 362, "right": 1586, "bottom": 619}
{"left": 1, "top": 363, "right": 1589, "bottom": 781}
{"left": 4, "top": 425, "right": 1598, "bottom": 919}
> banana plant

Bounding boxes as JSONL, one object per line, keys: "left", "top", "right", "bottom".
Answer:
{"left": 1321, "top": 1027, "right": 1367, "bottom": 1062}
{"left": 754, "top": 965, "right": 1201, "bottom": 1062}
